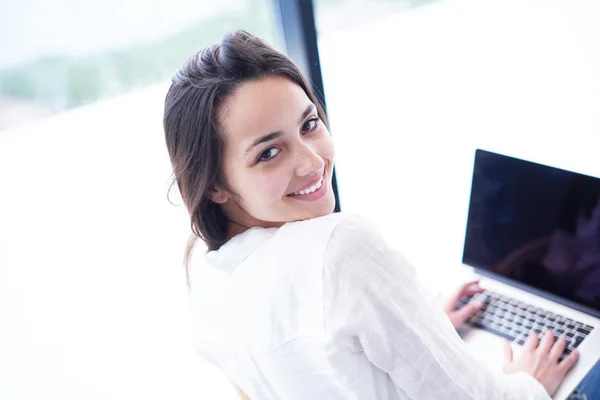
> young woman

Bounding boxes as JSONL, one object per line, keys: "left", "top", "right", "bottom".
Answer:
{"left": 163, "top": 30, "right": 578, "bottom": 399}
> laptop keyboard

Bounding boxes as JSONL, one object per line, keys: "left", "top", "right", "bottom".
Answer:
{"left": 457, "top": 290, "right": 595, "bottom": 360}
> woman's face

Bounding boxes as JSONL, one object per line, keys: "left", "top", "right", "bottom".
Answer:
{"left": 214, "top": 75, "right": 336, "bottom": 228}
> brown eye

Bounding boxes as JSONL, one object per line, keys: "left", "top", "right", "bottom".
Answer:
{"left": 301, "top": 118, "right": 319, "bottom": 134}
{"left": 258, "top": 147, "right": 280, "bottom": 162}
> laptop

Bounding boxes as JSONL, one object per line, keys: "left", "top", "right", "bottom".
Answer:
{"left": 457, "top": 149, "right": 600, "bottom": 400}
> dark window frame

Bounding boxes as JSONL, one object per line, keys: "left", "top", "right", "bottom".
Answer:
{"left": 271, "top": 0, "right": 341, "bottom": 212}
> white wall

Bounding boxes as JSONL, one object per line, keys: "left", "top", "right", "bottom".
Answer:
{"left": 320, "top": 0, "right": 600, "bottom": 291}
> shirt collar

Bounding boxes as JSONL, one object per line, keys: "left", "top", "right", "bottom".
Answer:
{"left": 204, "top": 226, "right": 278, "bottom": 271}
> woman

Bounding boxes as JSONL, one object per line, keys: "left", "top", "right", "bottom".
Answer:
{"left": 163, "top": 30, "right": 578, "bottom": 399}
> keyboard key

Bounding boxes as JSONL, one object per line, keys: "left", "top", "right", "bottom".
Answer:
{"left": 577, "top": 326, "right": 592, "bottom": 335}
{"left": 574, "top": 336, "right": 584, "bottom": 347}
{"left": 472, "top": 321, "right": 516, "bottom": 342}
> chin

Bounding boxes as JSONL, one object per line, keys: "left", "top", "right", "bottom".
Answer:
{"left": 321, "top": 194, "right": 337, "bottom": 214}
{"left": 306, "top": 197, "right": 337, "bottom": 220}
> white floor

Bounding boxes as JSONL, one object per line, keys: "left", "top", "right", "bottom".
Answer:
{"left": 1, "top": 0, "right": 599, "bottom": 398}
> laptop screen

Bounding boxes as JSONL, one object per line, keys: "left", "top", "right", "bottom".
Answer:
{"left": 463, "top": 149, "right": 600, "bottom": 315}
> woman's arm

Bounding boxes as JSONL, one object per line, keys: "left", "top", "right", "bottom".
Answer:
{"left": 322, "top": 217, "right": 551, "bottom": 400}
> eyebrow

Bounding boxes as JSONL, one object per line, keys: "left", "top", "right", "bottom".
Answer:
{"left": 244, "top": 104, "right": 316, "bottom": 155}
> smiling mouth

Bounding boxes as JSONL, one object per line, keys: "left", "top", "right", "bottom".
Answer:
{"left": 287, "top": 173, "right": 325, "bottom": 197}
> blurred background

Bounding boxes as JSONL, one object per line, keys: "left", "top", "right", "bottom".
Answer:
{"left": 1, "top": 0, "right": 599, "bottom": 398}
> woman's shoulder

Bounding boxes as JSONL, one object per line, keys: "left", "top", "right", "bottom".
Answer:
{"left": 276, "top": 212, "right": 379, "bottom": 255}
{"left": 317, "top": 212, "right": 378, "bottom": 238}
{"left": 287, "top": 212, "right": 373, "bottom": 232}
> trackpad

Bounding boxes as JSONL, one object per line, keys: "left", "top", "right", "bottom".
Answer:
{"left": 459, "top": 326, "right": 515, "bottom": 373}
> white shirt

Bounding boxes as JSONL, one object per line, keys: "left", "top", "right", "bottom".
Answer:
{"left": 188, "top": 213, "right": 550, "bottom": 399}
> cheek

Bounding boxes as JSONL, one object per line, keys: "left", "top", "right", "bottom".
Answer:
{"left": 264, "top": 170, "right": 290, "bottom": 199}
{"left": 317, "top": 132, "right": 335, "bottom": 162}
{"left": 246, "top": 169, "right": 290, "bottom": 204}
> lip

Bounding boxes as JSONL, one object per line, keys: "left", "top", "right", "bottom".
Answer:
{"left": 287, "top": 172, "right": 327, "bottom": 202}
{"left": 290, "top": 172, "right": 324, "bottom": 195}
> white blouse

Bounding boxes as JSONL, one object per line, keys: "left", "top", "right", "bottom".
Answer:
{"left": 188, "top": 213, "right": 550, "bottom": 399}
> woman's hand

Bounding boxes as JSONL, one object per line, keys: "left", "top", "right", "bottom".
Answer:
{"left": 440, "top": 279, "right": 580, "bottom": 396}
{"left": 503, "top": 332, "right": 579, "bottom": 396}
{"left": 442, "top": 278, "right": 485, "bottom": 329}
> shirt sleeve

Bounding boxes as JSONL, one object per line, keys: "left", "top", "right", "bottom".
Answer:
{"left": 322, "top": 216, "right": 551, "bottom": 400}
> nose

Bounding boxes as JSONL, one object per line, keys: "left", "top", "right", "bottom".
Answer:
{"left": 295, "top": 141, "right": 325, "bottom": 177}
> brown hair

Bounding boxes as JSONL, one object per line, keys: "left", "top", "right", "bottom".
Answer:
{"left": 162, "top": 30, "right": 329, "bottom": 283}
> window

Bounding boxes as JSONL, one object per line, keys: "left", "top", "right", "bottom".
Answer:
{"left": 0, "top": 1, "right": 276, "bottom": 399}
{"left": 0, "top": 0, "right": 277, "bottom": 130}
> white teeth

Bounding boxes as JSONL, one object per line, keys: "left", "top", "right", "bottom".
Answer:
{"left": 315, "top": 177, "right": 323, "bottom": 189}
{"left": 291, "top": 176, "right": 324, "bottom": 196}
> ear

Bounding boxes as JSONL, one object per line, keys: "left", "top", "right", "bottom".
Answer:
{"left": 206, "top": 185, "right": 230, "bottom": 204}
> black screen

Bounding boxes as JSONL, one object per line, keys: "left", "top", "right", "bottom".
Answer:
{"left": 463, "top": 149, "right": 600, "bottom": 314}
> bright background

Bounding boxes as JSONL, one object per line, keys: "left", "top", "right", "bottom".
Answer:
{"left": 1, "top": 0, "right": 599, "bottom": 398}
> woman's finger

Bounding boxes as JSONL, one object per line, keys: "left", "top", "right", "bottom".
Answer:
{"left": 459, "top": 279, "right": 481, "bottom": 292}
{"left": 524, "top": 332, "right": 540, "bottom": 351}
{"left": 537, "top": 330, "right": 555, "bottom": 354}
{"left": 558, "top": 349, "right": 580, "bottom": 373}
{"left": 462, "top": 284, "right": 485, "bottom": 297}
{"left": 455, "top": 279, "right": 483, "bottom": 298}
{"left": 549, "top": 335, "right": 567, "bottom": 362}
{"left": 452, "top": 301, "right": 482, "bottom": 326}
{"left": 444, "top": 279, "right": 483, "bottom": 310}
